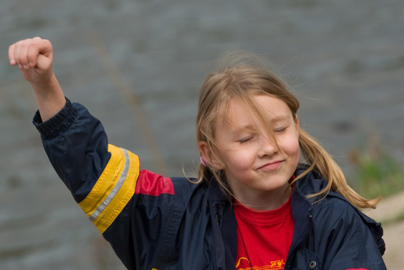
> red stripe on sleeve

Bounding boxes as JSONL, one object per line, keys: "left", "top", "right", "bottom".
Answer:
{"left": 135, "top": 170, "right": 175, "bottom": 196}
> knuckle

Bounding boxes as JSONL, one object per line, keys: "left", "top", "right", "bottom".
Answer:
{"left": 17, "top": 40, "right": 28, "bottom": 50}
{"left": 44, "top": 39, "right": 52, "bottom": 48}
{"left": 8, "top": 44, "right": 15, "bottom": 52}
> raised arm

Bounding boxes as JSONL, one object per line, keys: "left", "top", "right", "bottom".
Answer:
{"left": 8, "top": 37, "right": 190, "bottom": 269}
{"left": 8, "top": 37, "right": 65, "bottom": 121}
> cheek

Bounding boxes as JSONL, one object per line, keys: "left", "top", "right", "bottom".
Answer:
{"left": 290, "top": 139, "right": 300, "bottom": 156}
{"left": 225, "top": 151, "right": 253, "bottom": 171}
{"left": 279, "top": 135, "right": 300, "bottom": 158}
{"left": 291, "top": 144, "right": 301, "bottom": 164}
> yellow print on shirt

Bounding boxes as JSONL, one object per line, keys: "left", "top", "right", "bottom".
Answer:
{"left": 236, "top": 257, "right": 285, "bottom": 270}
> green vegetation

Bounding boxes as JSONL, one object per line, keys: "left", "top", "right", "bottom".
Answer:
{"left": 349, "top": 135, "right": 404, "bottom": 200}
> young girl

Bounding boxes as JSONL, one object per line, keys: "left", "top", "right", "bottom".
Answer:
{"left": 9, "top": 38, "right": 386, "bottom": 270}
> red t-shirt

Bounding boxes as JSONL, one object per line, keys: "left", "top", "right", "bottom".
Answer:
{"left": 234, "top": 193, "right": 294, "bottom": 270}
{"left": 234, "top": 193, "right": 370, "bottom": 270}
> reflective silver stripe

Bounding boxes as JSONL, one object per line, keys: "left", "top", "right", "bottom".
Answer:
{"left": 89, "top": 148, "right": 130, "bottom": 222}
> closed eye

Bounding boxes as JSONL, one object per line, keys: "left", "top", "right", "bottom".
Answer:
{"left": 275, "top": 127, "right": 286, "bottom": 133}
{"left": 239, "top": 136, "right": 253, "bottom": 144}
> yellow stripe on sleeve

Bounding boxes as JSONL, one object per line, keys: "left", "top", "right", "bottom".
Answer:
{"left": 78, "top": 144, "right": 140, "bottom": 233}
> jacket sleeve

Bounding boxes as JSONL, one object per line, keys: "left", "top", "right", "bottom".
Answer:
{"left": 33, "top": 98, "right": 140, "bottom": 227}
{"left": 312, "top": 198, "right": 387, "bottom": 270}
{"left": 33, "top": 99, "right": 186, "bottom": 269}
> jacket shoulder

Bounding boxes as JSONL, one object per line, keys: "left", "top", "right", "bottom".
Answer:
{"left": 294, "top": 168, "right": 386, "bottom": 257}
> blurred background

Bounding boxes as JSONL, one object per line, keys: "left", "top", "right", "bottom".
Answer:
{"left": 1, "top": 0, "right": 403, "bottom": 269}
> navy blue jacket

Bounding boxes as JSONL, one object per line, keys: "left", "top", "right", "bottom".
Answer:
{"left": 33, "top": 99, "right": 386, "bottom": 270}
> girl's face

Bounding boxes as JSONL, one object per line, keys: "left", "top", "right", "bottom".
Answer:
{"left": 201, "top": 95, "right": 300, "bottom": 209}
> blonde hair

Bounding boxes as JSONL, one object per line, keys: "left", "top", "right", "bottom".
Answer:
{"left": 196, "top": 53, "right": 379, "bottom": 209}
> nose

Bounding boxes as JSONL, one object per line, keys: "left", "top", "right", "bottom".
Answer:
{"left": 257, "top": 135, "right": 278, "bottom": 157}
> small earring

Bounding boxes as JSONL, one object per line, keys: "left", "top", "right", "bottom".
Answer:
{"left": 200, "top": 156, "right": 208, "bottom": 166}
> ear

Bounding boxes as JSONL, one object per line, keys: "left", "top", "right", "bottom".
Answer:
{"left": 198, "top": 141, "right": 225, "bottom": 170}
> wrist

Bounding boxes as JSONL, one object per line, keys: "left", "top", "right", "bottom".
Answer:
{"left": 31, "top": 73, "right": 66, "bottom": 122}
{"left": 30, "top": 72, "right": 57, "bottom": 93}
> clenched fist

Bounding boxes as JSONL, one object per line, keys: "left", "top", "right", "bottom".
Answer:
{"left": 9, "top": 37, "right": 54, "bottom": 85}
{"left": 9, "top": 37, "right": 65, "bottom": 121}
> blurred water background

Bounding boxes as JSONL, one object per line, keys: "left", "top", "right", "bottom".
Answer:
{"left": 1, "top": 0, "right": 403, "bottom": 269}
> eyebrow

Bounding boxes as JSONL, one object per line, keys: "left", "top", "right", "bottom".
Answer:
{"left": 228, "top": 115, "right": 291, "bottom": 134}
{"left": 268, "top": 115, "right": 290, "bottom": 122}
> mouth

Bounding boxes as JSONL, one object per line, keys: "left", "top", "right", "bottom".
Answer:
{"left": 257, "top": 160, "right": 285, "bottom": 171}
